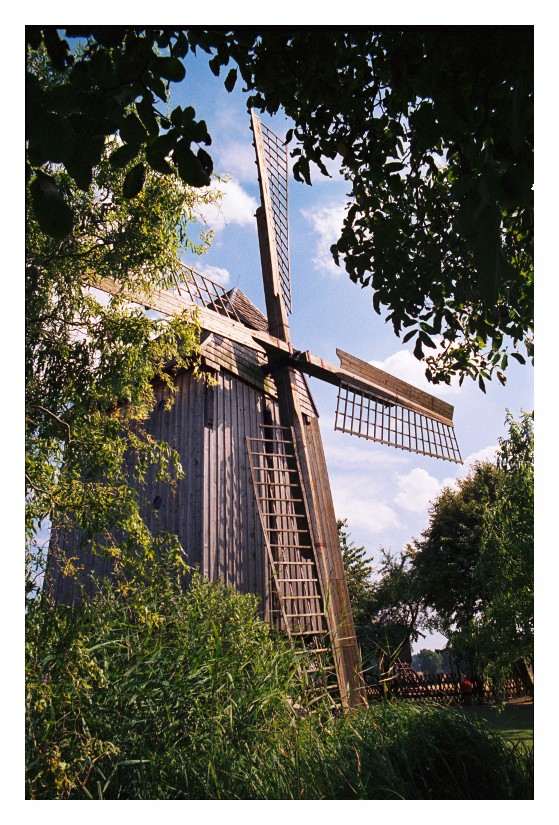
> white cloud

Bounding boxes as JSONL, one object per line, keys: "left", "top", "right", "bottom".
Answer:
{"left": 195, "top": 264, "right": 231, "bottom": 288}
{"left": 300, "top": 201, "right": 348, "bottom": 276}
{"left": 369, "top": 349, "right": 460, "bottom": 397}
{"left": 463, "top": 444, "right": 499, "bottom": 466}
{"left": 216, "top": 141, "right": 258, "bottom": 183}
{"left": 324, "top": 438, "right": 408, "bottom": 473}
{"left": 440, "top": 444, "right": 499, "bottom": 490}
{"left": 196, "top": 179, "right": 258, "bottom": 230}
{"left": 394, "top": 467, "right": 442, "bottom": 513}
{"left": 332, "top": 482, "right": 402, "bottom": 539}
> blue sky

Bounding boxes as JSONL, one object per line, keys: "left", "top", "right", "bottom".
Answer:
{"left": 168, "top": 51, "right": 534, "bottom": 650}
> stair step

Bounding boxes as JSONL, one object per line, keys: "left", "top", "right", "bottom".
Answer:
{"left": 271, "top": 544, "right": 314, "bottom": 551}
{"left": 248, "top": 450, "right": 296, "bottom": 459}
{"left": 277, "top": 577, "right": 320, "bottom": 584}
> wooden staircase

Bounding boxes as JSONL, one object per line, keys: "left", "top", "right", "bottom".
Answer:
{"left": 395, "top": 660, "right": 420, "bottom": 683}
{"left": 246, "top": 423, "right": 338, "bottom": 695}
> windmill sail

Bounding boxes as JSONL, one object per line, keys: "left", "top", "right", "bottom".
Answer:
{"left": 251, "top": 111, "right": 292, "bottom": 328}
{"left": 333, "top": 349, "right": 461, "bottom": 462}
{"left": 335, "top": 382, "right": 461, "bottom": 463}
{"left": 87, "top": 268, "right": 462, "bottom": 465}
{"left": 289, "top": 349, "right": 462, "bottom": 464}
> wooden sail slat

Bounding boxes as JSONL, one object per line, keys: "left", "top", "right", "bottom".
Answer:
{"left": 334, "top": 382, "right": 462, "bottom": 464}
{"left": 294, "top": 349, "right": 455, "bottom": 426}
{"left": 337, "top": 349, "right": 454, "bottom": 422}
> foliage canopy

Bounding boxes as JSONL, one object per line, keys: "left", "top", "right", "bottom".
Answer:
{"left": 339, "top": 411, "right": 533, "bottom": 688}
{"left": 411, "top": 411, "right": 534, "bottom": 683}
{"left": 26, "top": 26, "right": 533, "bottom": 385}
{"left": 25, "top": 50, "right": 219, "bottom": 593}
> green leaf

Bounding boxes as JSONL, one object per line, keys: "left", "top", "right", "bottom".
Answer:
{"left": 123, "top": 163, "right": 146, "bottom": 198}
{"left": 173, "top": 31, "right": 189, "bottom": 59}
{"left": 385, "top": 161, "right": 405, "bottom": 174}
{"left": 469, "top": 202, "right": 501, "bottom": 306}
{"left": 120, "top": 112, "right": 148, "bottom": 146}
{"left": 173, "top": 143, "right": 211, "bottom": 187}
{"left": 136, "top": 95, "right": 160, "bottom": 137}
{"left": 293, "top": 156, "right": 311, "bottom": 185}
{"left": 109, "top": 143, "right": 140, "bottom": 169}
{"left": 42, "top": 27, "right": 72, "bottom": 72}
{"left": 146, "top": 139, "right": 174, "bottom": 175}
{"left": 224, "top": 68, "right": 237, "bottom": 93}
{"left": 27, "top": 111, "right": 74, "bottom": 165}
{"left": 511, "top": 352, "right": 526, "bottom": 365}
{"left": 419, "top": 331, "right": 437, "bottom": 349}
{"left": 197, "top": 148, "right": 213, "bottom": 176}
{"left": 26, "top": 26, "right": 43, "bottom": 50}
{"left": 209, "top": 54, "right": 221, "bottom": 76}
{"left": 30, "top": 171, "right": 74, "bottom": 239}
{"left": 155, "top": 56, "right": 186, "bottom": 83}
{"left": 145, "top": 74, "right": 168, "bottom": 102}
{"left": 187, "top": 119, "right": 211, "bottom": 145}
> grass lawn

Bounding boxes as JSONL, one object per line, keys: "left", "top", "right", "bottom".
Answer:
{"left": 460, "top": 700, "right": 533, "bottom": 749}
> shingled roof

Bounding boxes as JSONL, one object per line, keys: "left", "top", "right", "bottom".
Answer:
{"left": 224, "top": 287, "right": 269, "bottom": 332}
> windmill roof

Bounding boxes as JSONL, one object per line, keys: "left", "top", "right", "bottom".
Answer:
{"left": 225, "top": 288, "right": 269, "bottom": 332}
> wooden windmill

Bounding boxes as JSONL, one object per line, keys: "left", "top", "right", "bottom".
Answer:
{"left": 47, "top": 113, "right": 461, "bottom": 708}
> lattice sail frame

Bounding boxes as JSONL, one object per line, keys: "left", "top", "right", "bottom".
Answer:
{"left": 335, "top": 383, "right": 462, "bottom": 463}
{"left": 172, "top": 264, "right": 243, "bottom": 323}
{"left": 251, "top": 113, "right": 292, "bottom": 315}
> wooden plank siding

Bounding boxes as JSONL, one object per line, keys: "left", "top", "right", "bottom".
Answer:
{"left": 141, "top": 367, "right": 279, "bottom": 621}
{"left": 45, "top": 525, "right": 115, "bottom": 605}
{"left": 45, "top": 320, "right": 360, "bottom": 700}
{"left": 202, "top": 333, "right": 277, "bottom": 398}
{"left": 46, "top": 361, "right": 285, "bottom": 623}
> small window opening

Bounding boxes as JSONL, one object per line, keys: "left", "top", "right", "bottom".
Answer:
{"left": 204, "top": 382, "right": 216, "bottom": 429}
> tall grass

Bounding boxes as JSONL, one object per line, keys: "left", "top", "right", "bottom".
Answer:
{"left": 26, "top": 566, "right": 533, "bottom": 799}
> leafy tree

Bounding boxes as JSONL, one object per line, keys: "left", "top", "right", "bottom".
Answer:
{"left": 26, "top": 566, "right": 303, "bottom": 799}
{"left": 337, "top": 518, "right": 425, "bottom": 687}
{"left": 26, "top": 27, "right": 533, "bottom": 385}
{"left": 410, "top": 412, "right": 534, "bottom": 685}
{"left": 26, "top": 30, "right": 215, "bottom": 239}
{"left": 361, "top": 548, "right": 426, "bottom": 694}
{"left": 412, "top": 648, "right": 443, "bottom": 675}
{"left": 337, "top": 518, "right": 374, "bottom": 626}
{"left": 26, "top": 45, "right": 221, "bottom": 597}
{"left": 469, "top": 411, "right": 534, "bottom": 685}
{"left": 410, "top": 461, "right": 504, "bottom": 637}
{"left": 25, "top": 564, "right": 533, "bottom": 799}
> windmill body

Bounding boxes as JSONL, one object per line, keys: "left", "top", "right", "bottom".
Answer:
{"left": 47, "top": 114, "right": 462, "bottom": 708}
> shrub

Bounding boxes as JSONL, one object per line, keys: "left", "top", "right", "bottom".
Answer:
{"left": 26, "top": 567, "right": 303, "bottom": 799}
{"left": 325, "top": 701, "right": 533, "bottom": 799}
{"left": 26, "top": 566, "right": 533, "bottom": 799}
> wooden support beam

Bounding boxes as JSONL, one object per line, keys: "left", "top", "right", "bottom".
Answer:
{"left": 295, "top": 349, "right": 455, "bottom": 426}
{"left": 85, "top": 275, "right": 292, "bottom": 357}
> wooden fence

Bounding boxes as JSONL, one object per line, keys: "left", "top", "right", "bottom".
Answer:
{"left": 366, "top": 673, "right": 530, "bottom": 703}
